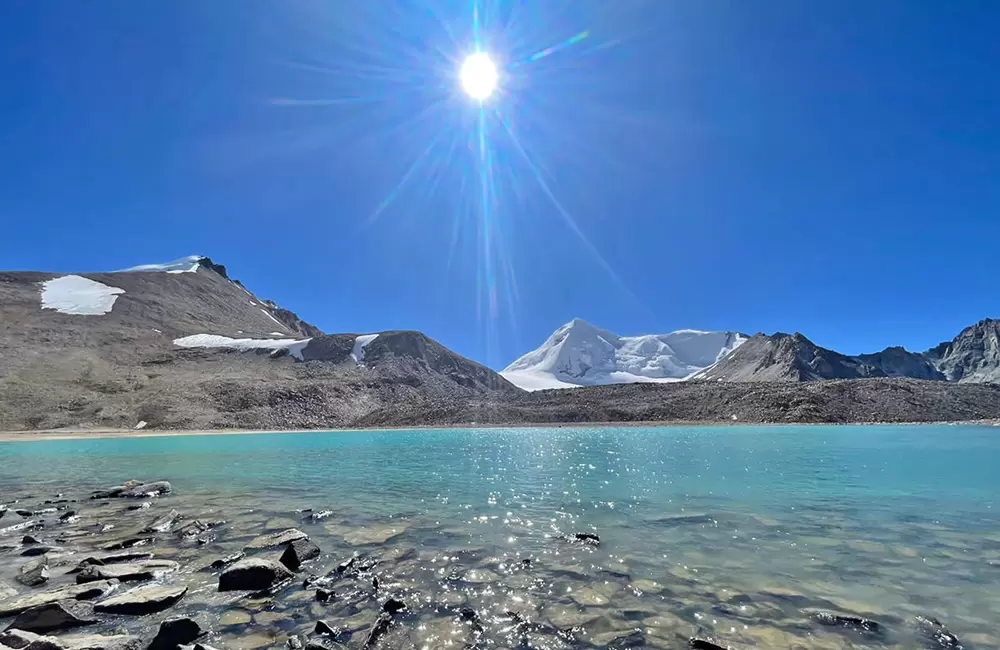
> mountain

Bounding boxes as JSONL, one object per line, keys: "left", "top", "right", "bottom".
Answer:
{"left": 925, "top": 319, "right": 1000, "bottom": 382}
{"left": 501, "top": 318, "right": 747, "bottom": 390}
{"left": 0, "top": 256, "right": 513, "bottom": 431}
{"left": 857, "top": 346, "right": 945, "bottom": 380}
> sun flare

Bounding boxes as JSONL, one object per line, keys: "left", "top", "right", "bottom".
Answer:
{"left": 459, "top": 52, "right": 498, "bottom": 101}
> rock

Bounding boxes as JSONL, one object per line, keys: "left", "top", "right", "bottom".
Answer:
{"left": 218, "top": 559, "right": 294, "bottom": 592}
{"left": 382, "top": 598, "right": 405, "bottom": 615}
{"left": 915, "top": 616, "right": 963, "bottom": 649}
{"left": 22, "top": 536, "right": 40, "bottom": 545}
{"left": 286, "top": 636, "right": 303, "bottom": 650}
{"left": 21, "top": 546, "right": 55, "bottom": 557}
{"left": 244, "top": 529, "right": 307, "bottom": 550}
{"left": 1, "top": 521, "right": 43, "bottom": 536}
{"left": 573, "top": 532, "right": 600, "bottom": 546}
{"left": 121, "top": 482, "right": 172, "bottom": 499}
{"left": 313, "top": 622, "right": 346, "bottom": 637}
{"left": 0, "top": 504, "right": 6, "bottom": 519}
{"left": 76, "top": 552, "right": 154, "bottom": 570}
{"left": 812, "top": 611, "right": 884, "bottom": 638}
{"left": 315, "top": 589, "right": 333, "bottom": 603}
{"left": 689, "top": 639, "right": 729, "bottom": 650}
{"left": 125, "top": 504, "right": 150, "bottom": 512}
{"left": 192, "top": 645, "right": 220, "bottom": 650}
{"left": 309, "top": 511, "right": 333, "bottom": 522}
{"left": 277, "top": 539, "right": 320, "bottom": 571}
{"left": 58, "top": 511, "right": 77, "bottom": 522}
{"left": 93, "top": 584, "right": 187, "bottom": 616}
{"left": 77, "top": 560, "right": 178, "bottom": 584}
{"left": 598, "top": 630, "right": 645, "bottom": 648}
{"left": 100, "top": 538, "right": 152, "bottom": 551}
{"left": 218, "top": 610, "right": 252, "bottom": 626}
{"left": 363, "top": 614, "right": 392, "bottom": 648}
{"left": 16, "top": 510, "right": 34, "bottom": 518}
{"left": 0, "top": 629, "right": 140, "bottom": 650}
{"left": 17, "top": 559, "right": 50, "bottom": 587}
{"left": 210, "top": 552, "right": 245, "bottom": 570}
{"left": 141, "top": 510, "right": 180, "bottom": 534}
{"left": 147, "top": 617, "right": 205, "bottom": 650}
{"left": 0, "top": 581, "right": 119, "bottom": 617}
{"left": 6, "top": 600, "right": 98, "bottom": 634}
{"left": 174, "top": 521, "right": 209, "bottom": 540}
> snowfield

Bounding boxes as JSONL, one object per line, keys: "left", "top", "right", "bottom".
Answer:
{"left": 351, "top": 334, "right": 379, "bottom": 364}
{"left": 173, "top": 334, "right": 312, "bottom": 361}
{"left": 118, "top": 255, "right": 204, "bottom": 273}
{"left": 502, "top": 318, "right": 747, "bottom": 391}
{"left": 39, "top": 275, "right": 125, "bottom": 315}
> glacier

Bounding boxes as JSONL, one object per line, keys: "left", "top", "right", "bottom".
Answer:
{"left": 502, "top": 318, "right": 747, "bottom": 391}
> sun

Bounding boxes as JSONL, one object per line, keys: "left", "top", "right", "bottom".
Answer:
{"left": 459, "top": 52, "right": 498, "bottom": 101}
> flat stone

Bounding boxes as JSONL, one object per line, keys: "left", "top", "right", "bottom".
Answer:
{"left": 121, "top": 482, "right": 172, "bottom": 499}
{"left": 569, "top": 587, "right": 609, "bottom": 606}
{"left": 76, "top": 551, "right": 155, "bottom": 569}
{"left": 0, "top": 629, "right": 139, "bottom": 650}
{"left": 0, "top": 580, "right": 119, "bottom": 617}
{"left": 339, "top": 523, "right": 406, "bottom": 546}
{"left": 17, "top": 558, "right": 50, "bottom": 587}
{"left": 252, "top": 611, "right": 288, "bottom": 626}
{"left": 100, "top": 538, "right": 153, "bottom": 551}
{"left": 77, "top": 560, "right": 178, "bottom": 584}
{"left": 277, "top": 539, "right": 320, "bottom": 572}
{"left": 148, "top": 617, "right": 205, "bottom": 650}
{"left": 218, "top": 610, "right": 252, "bottom": 626}
{"left": 219, "top": 559, "right": 293, "bottom": 592}
{"left": 6, "top": 600, "right": 98, "bottom": 634}
{"left": 93, "top": 584, "right": 187, "bottom": 616}
{"left": 244, "top": 529, "right": 307, "bottom": 550}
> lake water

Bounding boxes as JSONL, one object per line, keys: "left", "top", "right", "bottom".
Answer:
{"left": 0, "top": 424, "right": 998, "bottom": 649}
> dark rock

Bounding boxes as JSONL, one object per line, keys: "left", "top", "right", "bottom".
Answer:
{"left": 218, "top": 558, "right": 294, "bottom": 592}
{"left": 313, "top": 621, "right": 346, "bottom": 637}
{"left": 100, "top": 538, "right": 152, "bottom": 551}
{"left": 244, "top": 528, "right": 308, "bottom": 550}
{"left": 125, "top": 503, "right": 150, "bottom": 512}
{"left": 363, "top": 613, "right": 392, "bottom": 648}
{"left": 607, "top": 630, "right": 645, "bottom": 648}
{"left": 209, "top": 552, "right": 244, "bottom": 570}
{"left": 371, "top": 577, "right": 379, "bottom": 592}
{"left": 459, "top": 608, "right": 478, "bottom": 622}
{"left": 76, "top": 560, "right": 178, "bottom": 584}
{"left": 573, "top": 532, "right": 600, "bottom": 546}
{"left": 315, "top": 589, "right": 333, "bottom": 603}
{"left": 521, "top": 558, "right": 531, "bottom": 566}
{"left": 17, "top": 559, "right": 49, "bottom": 587}
{"left": 91, "top": 487, "right": 126, "bottom": 499}
{"left": 690, "top": 639, "right": 729, "bottom": 650}
{"left": 141, "top": 510, "right": 179, "bottom": 534}
{"left": 58, "top": 511, "right": 77, "bottom": 521}
{"left": 0, "top": 504, "right": 6, "bottom": 519}
{"left": 7, "top": 600, "right": 98, "bottom": 634}
{"left": 812, "top": 612, "right": 883, "bottom": 638}
{"left": 93, "top": 584, "right": 187, "bottom": 616}
{"left": 334, "top": 554, "right": 377, "bottom": 577}
{"left": 382, "top": 598, "right": 405, "bottom": 615}
{"left": 21, "top": 546, "right": 55, "bottom": 557}
{"left": 193, "top": 645, "right": 221, "bottom": 650}
{"left": 915, "top": 616, "right": 963, "bottom": 649}
{"left": 22, "top": 535, "right": 40, "bottom": 545}
{"left": 0, "top": 580, "right": 119, "bottom": 617}
{"left": 147, "top": 617, "right": 205, "bottom": 650}
{"left": 16, "top": 510, "right": 34, "bottom": 518}
{"left": 195, "top": 533, "right": 215, "bottom": 545}
{"left": 278, "top": 539, "right": 320, "bottom": 571}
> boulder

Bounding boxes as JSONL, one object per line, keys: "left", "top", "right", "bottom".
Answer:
{"left": 17, "top": 559, "right": 49, "bottom": 587}
{"left": 0, "top": 629, "right": 140, "bottom": 650}
{"left": 147, "top": 617, "right": 205, "bottom": 650}
{"left": 277, "top": 539, "right": 320, "bottom": 571}
{"left": 382, "top": 598, "right": 405, "bottom": 615}
{"left": 244, "top": 529, "right": 307, "bottom": 550}
{"left": 6, "top": 600, "right": 97, "bottom": 634}
{"left": 219, "top": 558, "right": 293, "bottom": 592}
{"left": 93, "top": 584, "right": 187, "bottom": 616}
{"left": 22, "top": 536, "right": 40, "bottom": 545}
{"left": 76, "top": 560, "right": 178, "bottom": 584}
{"left": 0, "top": 581, "right": 119, "bottom": 617}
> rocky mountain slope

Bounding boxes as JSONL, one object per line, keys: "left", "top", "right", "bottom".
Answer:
{"left": 502, "top": 318, "right": 746, "bottom": 390}
{"left": 0, "top": 257, "right": 513, "bottom": 431}
{"left": 925, "top": 319, "right": 1000, "bottom": 382}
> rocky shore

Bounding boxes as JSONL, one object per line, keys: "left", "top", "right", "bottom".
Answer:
{"left": 0, "top": 479, "right": 981, "bottom": 650}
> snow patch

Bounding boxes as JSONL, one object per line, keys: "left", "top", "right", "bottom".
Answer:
{"left": 173, "top": 334, "right": 312, "bottom": 361}
{"left": 351, "top": 334, "right": 379, "bottom": 364}
{"left": 40, "top": 275, "right": 125, "bottom": 315}
{"left": 117, "top": 255, "right": 203, "bottom": 274}
{"left": 268, "top": 332, "right": 285, "bottom": 337}
{"left": 261, "top": 309, "right": 284, "bottom": 328}
{"left": 503, "top": 318, "right": 747, "bottom": 390}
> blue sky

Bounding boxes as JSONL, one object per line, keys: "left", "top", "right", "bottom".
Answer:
{"left": 1, "top": 1, "right": 998, "bottom": 368}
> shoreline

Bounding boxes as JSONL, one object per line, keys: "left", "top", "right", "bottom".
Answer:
{"left": 0, "top": 418, "right": 997, "bottom": 443}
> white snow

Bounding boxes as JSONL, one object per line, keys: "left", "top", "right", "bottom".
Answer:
{"left": 173, "top": 334, "right": 312, "bottom": 361}
{"left": 351, "top": 334, "right": 379, "bottom": 364}
{"left": 39, "top": 275, "right": 125, "bottom": 316}
{"left": 501, "top": 318, "right": 747, "bottom": 391}
{"left": 261, "top": 309, "right": 284, "bottom": 328}
{"left": 268, "top": 332, "right": 286, "bottom": 337}
{"left": 117, "top": 255, "right": 204, "bottom": 274}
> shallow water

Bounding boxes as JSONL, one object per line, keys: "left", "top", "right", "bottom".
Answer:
{"left": 0, "top": 425, "right": 998, "bottom": 649}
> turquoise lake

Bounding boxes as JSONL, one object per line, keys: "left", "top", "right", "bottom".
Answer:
{"left": 1, "top": 424, "right": 998, "bottom": 649}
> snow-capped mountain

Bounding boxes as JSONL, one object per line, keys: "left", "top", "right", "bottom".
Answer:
{"left": 502, "top": 318, "right": 748, "bottom": 391}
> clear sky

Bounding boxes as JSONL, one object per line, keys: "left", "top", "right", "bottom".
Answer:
{"left": 1, "top": 1, "right": 998, "bottom": 368}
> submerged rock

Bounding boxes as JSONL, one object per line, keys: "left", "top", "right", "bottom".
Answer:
{"left": 0, "top": 580, "right": 119, "bottom": 617}
{"left": 21, "top": 546, "right": 55, "bottom": 557}
{"left": 76, "top": 560, "right": 178, "bottom": 584}
{"left": 147, "top": 617, "right": 205, "bottom": 650}
{"left": 382, "top": 598, "right": 406, "bottom": 615}
{"left": 122, "top": 482, "right": 172, "bottom": 499}
{"left": 210, "top": 552, "right": 245, "bottom": 570}
{"left": 915, "top": 616, "right": 964, "bottom": 649}
{"left": 278, "top": 539, "right": 321, "bottom": 571}
{"left": 93, "top": 584, "right": 187, "bottom": 616}
{"left": 7, "top": 600, "right": 98, "bottom": 634}
{"left": 100, "top": 537, "right": 152, "bottom": 551}
{"left": 219, "top": 558, "right": 294, "bottom": 592}
{"left": 1, "top": 521, "right": 44, "bottom": 536}
{"left": 76, "top": 551, "right": 154, "bottom": 570}
{"left": 141, "top": 510, "right": 180, "bottom": 534}
{"left": 244, "top": 529, "right": 308, "bottom": 550}
{"left": 689, "top": 639, "right": 730, "bottom": 650}
{"left": 363, "top": 613, "right": 392, "bottom": 648}
{"left": 17, "top": 558, "right": 50, "bottom": 587}
{"left": 812, "top": 611, "right": 884, "bottom": 638}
